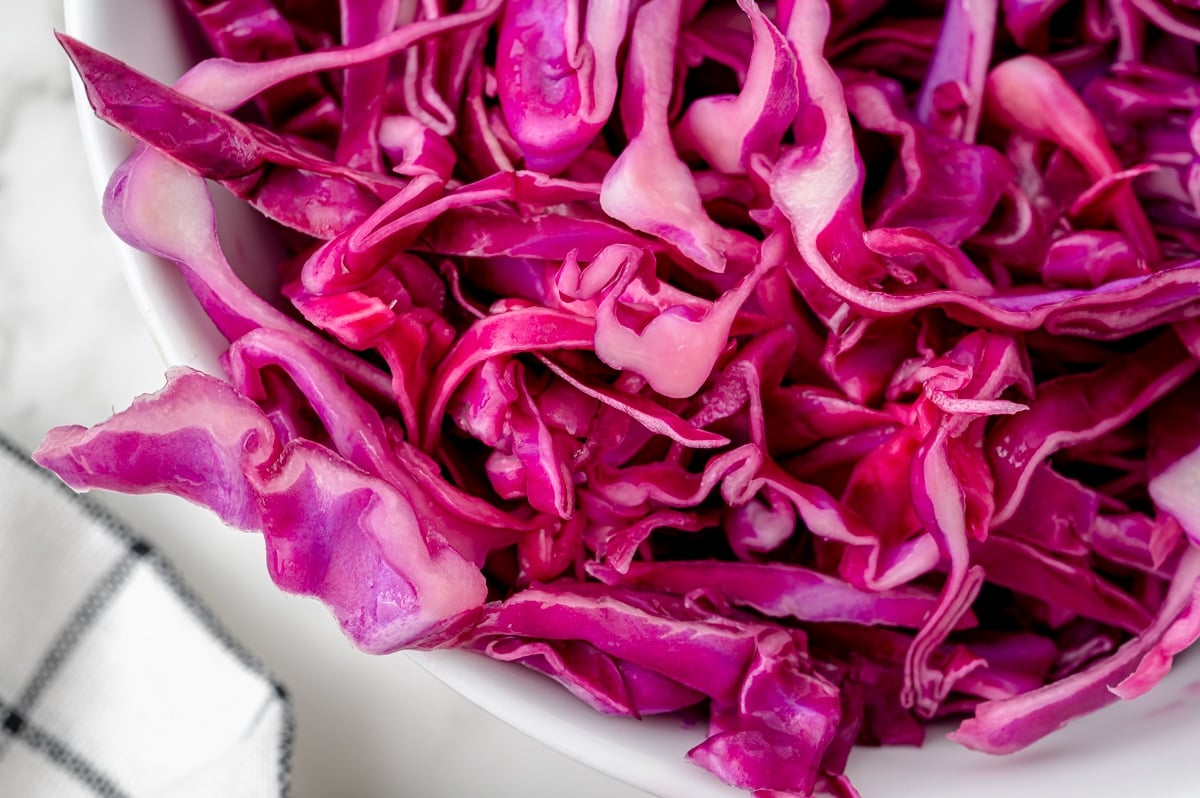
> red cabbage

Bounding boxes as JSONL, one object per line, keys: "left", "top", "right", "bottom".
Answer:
{"left": 39, "top": 1, "right": 1200, "bottom": 795}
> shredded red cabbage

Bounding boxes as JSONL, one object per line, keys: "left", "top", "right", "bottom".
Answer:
{"left": 39, "top": 1, "right": 1200, "bottom": 794}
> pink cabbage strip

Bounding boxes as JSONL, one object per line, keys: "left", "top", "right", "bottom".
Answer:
{"left": 34, "top": 368, "right": 488, "bottom": 653}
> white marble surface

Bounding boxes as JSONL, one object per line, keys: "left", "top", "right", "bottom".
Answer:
{"left": 0, "top": 4, "right": 657, "bottom": 797}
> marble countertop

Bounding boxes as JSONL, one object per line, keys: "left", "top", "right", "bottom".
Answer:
{"left": 0, "top": 4, "right": 654, "bottom": 797}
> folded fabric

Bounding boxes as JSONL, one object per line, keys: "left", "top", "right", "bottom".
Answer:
{"left": 0, "top": 433, "right": 292, "bottom": 797}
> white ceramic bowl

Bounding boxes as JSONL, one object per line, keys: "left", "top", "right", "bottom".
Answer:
{"left": 62, "top": 2, "right": 1200, "bottom": 796}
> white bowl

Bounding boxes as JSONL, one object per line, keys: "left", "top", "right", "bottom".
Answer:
{"left": 61, "top": 2, "right": 1200, "bottom": 796}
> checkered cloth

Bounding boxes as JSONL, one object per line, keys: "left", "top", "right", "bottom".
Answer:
{"left": 0, "top": 434, "right": 293, "bottom": 797}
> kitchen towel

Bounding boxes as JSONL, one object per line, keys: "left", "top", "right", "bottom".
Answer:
{"left": 0, "top": 433, "right": 292, "bottom": 797}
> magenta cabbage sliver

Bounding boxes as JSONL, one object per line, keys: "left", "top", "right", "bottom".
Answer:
{"left": 38, "top": 0, "right": 1200, "bottom": 794}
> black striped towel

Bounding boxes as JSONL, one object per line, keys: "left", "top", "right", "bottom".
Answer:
{"left": 0, "top": 434, "right": 293, "bottom": 797}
